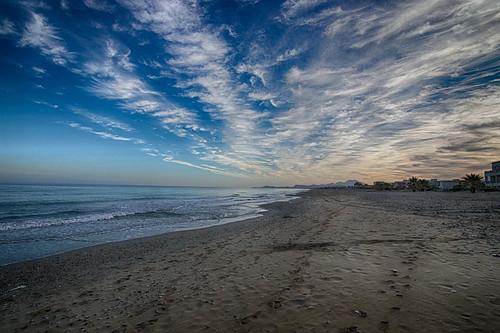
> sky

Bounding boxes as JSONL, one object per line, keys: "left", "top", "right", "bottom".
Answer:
{"left": 0, "top": 0, "right": 499, "bottom": 187}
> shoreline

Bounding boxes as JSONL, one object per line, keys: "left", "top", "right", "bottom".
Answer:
{"left": 1, "top": 189, "right": 499, "bottom": 332}
{"left": 0, "top": 188, "right": 305, "bottom": 267}
{"left": 0, "top": 192, "right": 308, "bottom": 290}
{"left": 2, "top": 196, "right": 301, "bottom": 269}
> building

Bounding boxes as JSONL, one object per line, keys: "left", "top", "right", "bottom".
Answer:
{"left": 430, "top": 178, "right": 460, "bottom": 191}
{"left": 438, "top": 180, "right": 461, "bottom": 191}
{"left": 485, "top": 161, "right": 500, "bottom": 188}
{"left": 392, "top": 180, "right": 409, "bottom": 190}
{"left": 373, "top": 181, "right": 392, "bottom": 190}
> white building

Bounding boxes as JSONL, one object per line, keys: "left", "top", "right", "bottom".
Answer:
{"left": 438, "top": 180, "right": 460, "bottom": 191}
{"left": 485, "top": 161, "right": 500, "bottom": 188}
{"left": 430, "top": 179, "right": 460, "bottom": 191}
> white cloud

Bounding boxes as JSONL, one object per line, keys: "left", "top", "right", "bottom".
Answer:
{"left": 247, "top": 91, "right": 278, "bottom": 107}
{"left": 81, "top": 38, "right": 203, "bottom": 138}
{"left": 0, "top": 18, "right": 16, "bottom": 36}
{"left": 163, "top": 156, "right": 242, "bottom": 177}
{"left": 14, "top": 4, "right": 235, "bottom": 178}
{"left": 105, "top": 39, "right": 135, "bottom": 70}
{"left": 60, "top": 0, "right": 69, "bottom": 10}
{"left": 265, "top": 0, "right": 500, "bottom": 183}
{"left": 72, "top": 108, "right": 134, "bottom": 132}
{"left": 11, "top": 0, "right": 500, "bottom": 184}
{"left": 119, "top": 0, "right": 268, "bottom": 175}
{"left": 19, "top": 12, "right": 74, "bottom": 66}
{"left": 33, "top": 100, "right": 58, "bottom": 109}
{"left": 276, "top": 48, "right": 303, "bottom": 62}
{"left": 281, "top": 0, "right": 328, "bottom": 20}
{"left": 83, "top": 0, "right": 114, "bottom": 12}
{"left": 68, "top": 122, "right": 136, "bottom": 142}
{"left": 19, "top": 1, "right": 51, "bottom": 10}
{"left": 236, "top": 63, "right": 267, "bottom": 86}
{"left": 32, "top": 66, "right": 46, "bottom": 77}
{"left": 140, "top": 147, "right": 165, "bottom": 157}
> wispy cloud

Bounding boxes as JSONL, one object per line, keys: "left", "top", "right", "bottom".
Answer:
{"left": 81, "top": 38, "right": 201, "bottom": 138}
{"left": 83, "top": 0, "right": 114, "bottom": 12}
{"left": 32, "top": 66, "right": 46, "bottom": 77}
{"left": 163, "top": 156, "right": 243, "bottom": 177}
{"left": 72, "top": 107, "right": 133, "bottom": 132}
{"left": 60, "top": 0, "right": 69, "bottom": 11}
{"left": 280, "top": 0, "right": 328, "bottom": 20}
{"left": 118, "top": 0, "right": 270, "bottom": 175}
{"left": 140, "top": 147, "right": 165, "bottom": 157}
{"left": 14, "top": 9, "right": 220, "bottom": 175}
{"left": 0, "top": 18, "right": 16, "bottom": 35}
{"left": 265, "top": 0, "right": 500, "bottom": 182}
{"left": 19, "top": 1, "right": 51, "bottom": 10}
{"left": 68, "top": 122, "right": 133, "bottom": 141}
{"left": 6, "top": 0, "right": 499, "bottom": 184}
{"left": 19, "top": 12, "right": 74, "bottom": 66}
{"left": 104, "top": 39, "right": 134, "bottom": 70}
{"left": 276, "top": 48, "right": 304, "bottom": 62}
{"left": 33, "top": 100, "right": 58, "bottom": 109}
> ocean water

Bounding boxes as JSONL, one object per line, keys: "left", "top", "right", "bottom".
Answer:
{"left": 0, "top": 185, "right": 304, "bottom": 265}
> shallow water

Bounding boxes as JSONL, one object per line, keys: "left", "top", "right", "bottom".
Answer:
{"left": 0, "top": 184, "right": 303, "bottom": 264}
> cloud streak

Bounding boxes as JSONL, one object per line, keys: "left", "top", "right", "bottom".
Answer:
{"left": 72, "top": 108, "right": 134, "bottom": 132}
{"left": 19, "top": 12, "right": 73, "bottom": 66}
{"left": 83, "top": 0, "right": 115, "bottom": 12}
{"left": 0, "top": 18, "right": 16, "bottom": 35}
{"left": 68, "top": 122, "right": 133, "bottom": 142}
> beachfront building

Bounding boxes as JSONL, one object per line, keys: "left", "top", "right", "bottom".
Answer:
{"left": 438, "top": 180, "right": 460, "bottom": 191}
{"left": 392, "top": 180, "right": 409, "bottom": 190}
{"left": 430, "top": 179, "right": 461, "bottom": 191}
{"left": 485, "top": 161, "right": 500, "bottom": 188}
{"left": 429, "top": 179, "right": 439, "bottom": 189}
{"left": 373, "top": 181, "right": 392, "bottom": 190}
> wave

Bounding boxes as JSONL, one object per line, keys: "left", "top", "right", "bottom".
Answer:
{"left": 0, "top": 189, "right": 304, "bottom": 233}
{"left": 0, "top": 209, "right": 183, "bottom": 231}
{"left": 0, "top": 209, "right": 84, "bottom": 222}
{"left": 0, "top": 195, "right": 174, "bottom": 208}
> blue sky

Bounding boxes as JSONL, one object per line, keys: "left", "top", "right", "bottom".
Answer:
{"left": 0, "top": 0, "right": 499, "bottom": 186}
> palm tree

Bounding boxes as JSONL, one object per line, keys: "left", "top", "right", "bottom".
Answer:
{"left": 416, "top": 178, "right": 431, "bottom": 191}
{"left": 408, "top": 177, "right": 418, "bottom": 192}
{"left": 462, "top": 174, "right": 483, "bottom": 193}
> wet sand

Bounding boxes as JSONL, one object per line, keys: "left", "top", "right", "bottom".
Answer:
{"left": 1, "top": 189, "right": 500, "bottom": 332}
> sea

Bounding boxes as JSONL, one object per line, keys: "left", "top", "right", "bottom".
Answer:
{"left": 0, "top": 184, "right": 304, "bottom": 265}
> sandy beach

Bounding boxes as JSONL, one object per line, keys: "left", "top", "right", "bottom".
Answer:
{"left": 1, "top": 189, "right": 499, "bottom": 332}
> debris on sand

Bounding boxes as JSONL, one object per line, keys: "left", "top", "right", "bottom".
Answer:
{"left": 352, "top": 309, "right": 368, "bottom": 318}
{"left": 339, "top": 326, "right": 362, "bottom": 333}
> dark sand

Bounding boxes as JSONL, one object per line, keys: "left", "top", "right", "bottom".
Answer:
{"left": 1, "top": 189, "right": 500, "bottom": 332}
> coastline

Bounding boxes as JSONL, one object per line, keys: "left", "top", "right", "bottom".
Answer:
{"left": 0, "top": 185, "right": 304, "bottom": 266}
{"left": 1, "top": 189, "right": 499, "bottom": 332}
{"left": 0, "top": 192, "right": 305, "bottom": 285}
